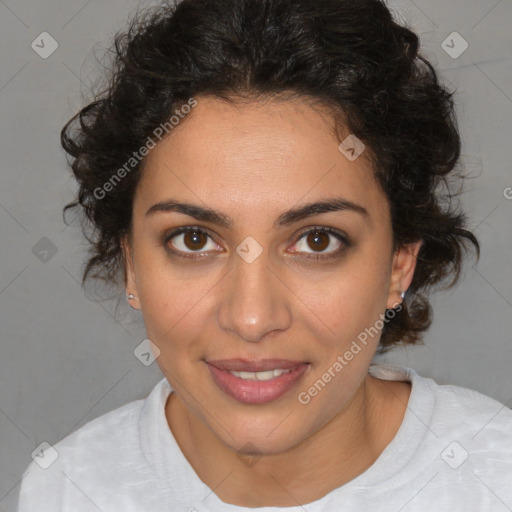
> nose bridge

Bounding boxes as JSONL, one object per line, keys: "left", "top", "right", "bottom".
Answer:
{"left": 216, "top": 247, "right": 292, "bottom": 343}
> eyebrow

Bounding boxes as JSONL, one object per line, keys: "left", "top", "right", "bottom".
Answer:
{"left": 145, "top": 197, "right": 368, "bottom": 227}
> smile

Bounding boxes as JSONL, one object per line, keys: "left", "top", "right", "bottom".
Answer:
{"left": 205, "top": 359, "right": 310, "bottom": 404}
{"left": 228, "top": 368, "right": 292, "bottom": 380}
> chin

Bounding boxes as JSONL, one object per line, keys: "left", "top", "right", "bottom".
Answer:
{"left": 213, "top": 414, "right": 310, "bottom": 457}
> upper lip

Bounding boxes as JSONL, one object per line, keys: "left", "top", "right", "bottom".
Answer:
{"left": 206, "top": 359, "right": 308, "bottom": 372}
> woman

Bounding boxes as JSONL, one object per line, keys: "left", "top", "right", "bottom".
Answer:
{"left": 18, "top": 0, "right": 512, "bottom": 510}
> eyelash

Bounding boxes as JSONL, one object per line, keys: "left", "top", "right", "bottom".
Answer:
{"left": 163, "top": 226, "right": 350, "bottom": 262}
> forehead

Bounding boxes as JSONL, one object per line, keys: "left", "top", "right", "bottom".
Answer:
{"left": 135, "top": 95, "right": 385, "bottom": 221}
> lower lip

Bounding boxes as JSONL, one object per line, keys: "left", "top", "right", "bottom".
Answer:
{"left": 205, "top": 362, "right": 310, "bottom": 404}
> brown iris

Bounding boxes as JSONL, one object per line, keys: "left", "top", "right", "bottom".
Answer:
{"left": 183, "top": 230, "right": 208, "bottom": 251}
{"left": 306, "top": 231, "right": 329, "bottom": 252}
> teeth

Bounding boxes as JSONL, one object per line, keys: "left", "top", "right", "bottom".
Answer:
{"left": 229, "top": 368, "right": 292, "bottom": 380}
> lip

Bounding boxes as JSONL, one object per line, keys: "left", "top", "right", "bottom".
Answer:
{"left": 206, "top": 358, "right": 307, "bottom": 372}
{"left": 205, "top": 360, "right": 310, "bottom": 405}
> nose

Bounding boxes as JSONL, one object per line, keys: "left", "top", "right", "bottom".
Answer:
{"left": 216, "top": 248, "right": 293, "bottom": 343}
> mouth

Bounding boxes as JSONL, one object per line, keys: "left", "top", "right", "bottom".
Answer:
{"left": 205, "top": 359, "right": 311, "bottom": 404}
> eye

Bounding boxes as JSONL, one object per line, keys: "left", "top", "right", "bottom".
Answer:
{"left": 289, "top": 227, "right": 349, "bottom": 260}
{"left": 163, "top": 225, "right": 349, "bottom": 261}
{"left": 164, "top": 226, "right": 222, "bottom": 258}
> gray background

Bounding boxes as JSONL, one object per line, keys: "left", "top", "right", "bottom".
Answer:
{"left": 1, "top": 1, "right": 511, "bottom": 510}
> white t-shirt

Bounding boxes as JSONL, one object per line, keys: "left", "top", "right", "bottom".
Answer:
{"left": 17, "top": 364, "right": 512, "bottom": 511}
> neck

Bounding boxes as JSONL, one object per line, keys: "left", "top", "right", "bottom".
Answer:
{"left": 165, "top": 373, "right": 407, "bottom": 507}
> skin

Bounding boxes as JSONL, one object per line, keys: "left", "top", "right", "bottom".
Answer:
{"left": 122, "top": 95, "right": 422, "bottom": 507}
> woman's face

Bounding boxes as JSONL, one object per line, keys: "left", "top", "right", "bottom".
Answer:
{"left": 123, "top": 95, "right": 421, "bottom": 454}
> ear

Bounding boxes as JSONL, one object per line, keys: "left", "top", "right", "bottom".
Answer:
{"left": 121, "top": 234, "right": 141, "bottom": 310}
{"left": 386, "top": 239, "right": 423, "bottom": 309}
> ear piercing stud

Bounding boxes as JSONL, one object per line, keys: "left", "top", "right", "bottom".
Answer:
{"left": 400, "top": 290, "right": 406, "bottom": 300}
{"left": 126, "top": 293, "right": 140, "bottom": 309}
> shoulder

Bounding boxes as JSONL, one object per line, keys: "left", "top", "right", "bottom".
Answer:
{"left": 368, "top": 364, "right": 512, "bottom": 506}
{"left": 428, "top": 378, "right": 512, "bottom": 475}
{"left": 19, "top": 396, "right": 144, "bottom": 481}
{"left": 401, "top": 365, "right": 512, "bottom": 472}
{"left": 372, "top": 363, "right": 512, "bottom": 452}
{"left": 41, "top": 392, "right": 144, "bottom": 465}
{"left": 18, "top": 378, "right": 169, "bottom": 511}
{"left": 372, "top": 363, "right": 512, "bottom": 431}
{"left": 414, "top": 371, "right": 512, "bottom": 505}
{"left": 423, "top": 373, "right": 512, "bottom": 441}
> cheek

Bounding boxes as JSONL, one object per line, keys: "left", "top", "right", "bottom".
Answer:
{"left": 136, "top": 267, "right": 206, "bottom": 347}
{"left": 294, "top": 252, "right": 391, "bottom": 352}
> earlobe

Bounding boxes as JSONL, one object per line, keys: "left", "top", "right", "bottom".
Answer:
{"left": 126, "top": 292, "right": 140, "bottom": 310}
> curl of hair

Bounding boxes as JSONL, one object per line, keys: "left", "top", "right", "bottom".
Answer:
{"left": 61, "top": 0, "right": 480, "bottom": 350}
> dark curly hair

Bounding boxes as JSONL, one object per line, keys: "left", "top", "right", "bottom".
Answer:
{"left": 61, "top": 0, "right": 480, "bottom": 351}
